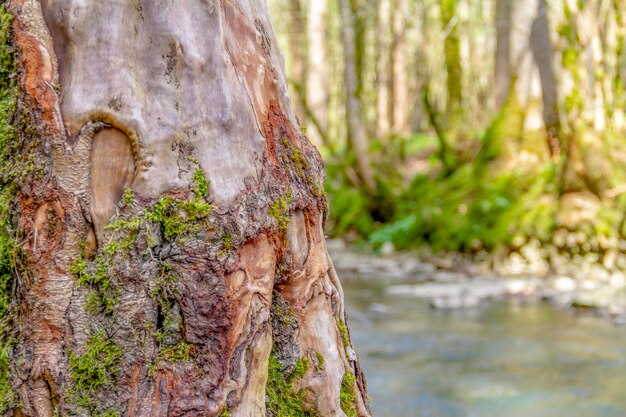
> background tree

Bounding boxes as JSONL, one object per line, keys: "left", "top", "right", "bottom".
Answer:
{"left": 0, "top": 1, "right": 371, "bottom": 416}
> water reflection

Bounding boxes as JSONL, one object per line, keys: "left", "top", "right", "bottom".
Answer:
{"left": 344, "top": 278, "right": 626, "bottom": 417}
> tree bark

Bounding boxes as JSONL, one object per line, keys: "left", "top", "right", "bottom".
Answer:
{"left": 440, "top": 0, "right": 463, "bottom": 120}
{"left": 287, "top": 0, "right": 307, "bottom": 120}
{"left": 390, "top": 0, "right": 409, "bottom": 136}
{"left": 375, "top": 0, "right": 392, "bottom": 138}
{"left": 2, "top": 1, "right": 371, "bottom": 416}
{"left": 306, "top": 0, "right": 330, "bottom": 146}
{"left": 339, "top": 0, "right": 377, "bottom": 193}
{"left": 495, "top": 0, "right": 512, "bottom": 110}
{"left": 530, "top": 0, "right": 561, "bottom": 144}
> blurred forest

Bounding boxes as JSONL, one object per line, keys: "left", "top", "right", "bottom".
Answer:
{"left": 268, "top": 0, "right": 626, "bottom": 267}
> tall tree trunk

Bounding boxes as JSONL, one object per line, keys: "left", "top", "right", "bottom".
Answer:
{"left": 349, "top": 0, "right": 366, "bottom": 104}
{"left": 1, "top": 1, "right": 371, "bottom": 416}
{"left": 339, "top": 0, "right": 377, "bottom": 193}
{"left": 287, "top": 0, "right": 307, "bottom": 120}
{"left": 390, "top": 0, "right": 409, "bottom": 136}
{"left": 375, "top": 0, "right": 392, "bottom": 138}
{"left": 495, "top": 0, "right": 512, "bottom": 110}
{"left": 307, "top": 0, "right": 330, "bottom": 146}
{"left": 440, "top": 0, "right": 463, "bottom": 122}
{"left": 530, "top": 0, "right": 561, "bottom": 145}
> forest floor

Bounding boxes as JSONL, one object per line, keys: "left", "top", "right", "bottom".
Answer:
{"left": 328, "top": 239, "right": 626, "bottom": 325}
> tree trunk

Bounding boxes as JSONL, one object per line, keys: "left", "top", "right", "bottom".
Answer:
{"left": 349, "top": 0, "right": 366, "bottom": 105}
{"left": 306, "top": 0, "right": 330, "bottom": 146}
{"left": 440, "top": 0, "right": 463, "bottom": 121}
{"left": 530, "top": 0, "right": 561, "bottom": 145}
{"left": 339, "top": 0, "right": 377, "bottom": 193}
{"left": 1, "top": 1, "right": 371, "bottom": 416}
{"left": 390, "top": 0, "right": 409, "bottom": 136}
{"left": 287, "top": 0, "right": 307, "bottom": 121}
{"left": 375, "top": 0, "right": 392, "bottom": 138}
{"left": 495, "top": 0, "right": 512, "bottom": 110}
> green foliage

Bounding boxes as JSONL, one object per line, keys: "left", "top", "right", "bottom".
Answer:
{"left": 219, "top": 407, "right": 231, "bottom": 417}
{"left": 66, "top": 331, "right": 123, "bottom": 412}
{"left": 370, "top": 164, "right": 559, "bottom": 252}
{"left": 327, "top": 185, "right": 376, "bottom": 237}
{"left": 339, "top": 371, "right": 357, "bottom": 417}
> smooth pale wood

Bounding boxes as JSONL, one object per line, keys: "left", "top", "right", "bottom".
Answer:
{"left": 90, "top": 128, "right": 135, "bottom": 242}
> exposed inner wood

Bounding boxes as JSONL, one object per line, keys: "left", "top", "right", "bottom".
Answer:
{"left": 90, "top": 127, "right": 135, "bottom": 242}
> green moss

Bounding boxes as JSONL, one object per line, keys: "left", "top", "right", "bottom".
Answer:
{"left": 269, "top": 193, "right": 292, "bottom": 233}
{"left": 337, "top": 320, "right": 349, "bottom": 348}
{"left": 147, "top": 196, "right": 192, "bottom": 238}
{"left": 123, "top": 188, "right": 134, "bottom": 205}
{"left": 266, "top": 355, "right": 312, "bottom": 417}
{"left": 289, "top": 357, "right": 309, "bottom": 381}
{"left": 315, "top": 352, "right": 325, "bottom": 371}
{"left": 192, "top": 167, "right": 210, "bottom": 199}
{"left": 219, "top": 407, "right": 231, "bottom": 417}
{"left": 157, "top": 339, "right": 191, "bottom": 363}
{"left": 272, "top": 300, "right": 296, "bottom": 326}
{"left": 152, "top": 262, "right": 177, "bottom": 312}
{"left": 0, "top": 6, "right": 26, "bottom": 410}
{"left": 219, "top": 233, "right": 234, "bottom": 256}
{"left": 66, "top": 331, "right": 123, "bottom": 412}
{"left": 339, "top": 371, "right": 357, "bottom": 417}
{"left": 282, "top": 136, "right": 308, "bottom": 177}
{"left": 146, "top": 195, "right": 212, "bottom": 239}
{"left": 69, "top": 256, "right": 118, "bottom": 316}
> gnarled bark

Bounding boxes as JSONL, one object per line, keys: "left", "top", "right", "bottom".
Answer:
{"left": 3, "top": 1, "right": 370, "bottom": 416}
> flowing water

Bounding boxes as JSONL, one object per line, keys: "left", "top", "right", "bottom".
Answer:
{"left": 344, "top": 278, "right": 626, "bottom": 417}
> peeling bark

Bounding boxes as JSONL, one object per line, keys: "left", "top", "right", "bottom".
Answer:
{"left": 3, "top": 1, "right": 371, "bottom": 416}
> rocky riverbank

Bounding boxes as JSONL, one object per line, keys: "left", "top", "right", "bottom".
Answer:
{"left": 327, "top": 239, "right": 626, "bottom": 324}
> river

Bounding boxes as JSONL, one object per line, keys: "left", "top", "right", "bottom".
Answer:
{"left": 344, "top": 278, "right": 626, "bottom": 417}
